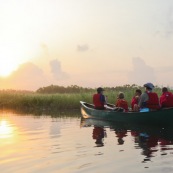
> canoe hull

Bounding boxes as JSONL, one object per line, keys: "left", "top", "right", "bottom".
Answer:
{"left": 80, "top": 101, "right": 173, "bottom": 125}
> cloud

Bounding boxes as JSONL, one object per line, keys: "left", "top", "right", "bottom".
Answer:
{"left": 49, "top": 59, "right": 69, "bottom": 80}
{"left": 40, "top": 43, "right": 49, "bottom": 56}
{"left": 0, "top": 62, "right": 48, "bottom": 90}
{"left": 155, "top": 7, "right": 173, "bottom": 38}
{"left": 0, "top": 60, "right": 69, "bottom": 91}
{"left": 165, "top": 7, "right": 173, "bottom": 37}
{"left": 154, "top": 66, "right": 173, "bottom": 87}
{"left": 127, "top": 57, "right": 156, "bottom": 85}
{"left": 77, "top": 44, "right": 89, "bottom": 52}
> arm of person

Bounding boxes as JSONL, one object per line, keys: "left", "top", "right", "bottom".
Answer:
{"left": 138, "top": 93, "right": 148, "bottom": 108}
{"left": 100, "top": 94, "right": 107, "bottom": 105}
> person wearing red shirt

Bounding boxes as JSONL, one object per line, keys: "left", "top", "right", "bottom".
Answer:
{"left": 93, "top": 87, "right": 107, "bottom": 110}
{"left": 138, "top": 82, "right": 160, "bottom": 111}
{"left": 131, "top": 89, "right": 142, "bottom": 111}
{"left": 160, "top": 87, "right": 173, "bottom": 108}
{"left": 115, "top": 92, "right": 129, "bottom": 112}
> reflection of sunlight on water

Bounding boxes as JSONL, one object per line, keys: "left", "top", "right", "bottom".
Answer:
{"left": 0, "top": 120, "right": 13, "bottom": 139}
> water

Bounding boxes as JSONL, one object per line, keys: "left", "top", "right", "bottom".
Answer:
{"left": 1, "top": 111, "right": 173, "bottom": 173}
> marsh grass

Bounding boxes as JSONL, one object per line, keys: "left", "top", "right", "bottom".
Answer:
{"left": 0, "top": 92, "right": 94, "bottom": 111}
{"left": 0, "top": 86, "right": 164, "bottom": 115}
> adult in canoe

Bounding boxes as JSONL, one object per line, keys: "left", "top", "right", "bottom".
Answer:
{"left": 160, "top": 87, "right": 173, "bottom": 108}
{"left": 93, "top": 87, "right": 107, "bottom": 110}
{"left": 138, "top": 82, "right": 160, "bottom": 112}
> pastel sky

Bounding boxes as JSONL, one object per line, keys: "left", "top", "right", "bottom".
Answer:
{"left": 1, "top": 0, "right": 173, "bottom": 91}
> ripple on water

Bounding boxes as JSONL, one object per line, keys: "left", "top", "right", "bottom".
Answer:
{"left": 1, "top": 113, "right": 173, "bottom": 173}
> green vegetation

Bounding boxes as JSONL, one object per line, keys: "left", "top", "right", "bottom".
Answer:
{"left": 36, "top": 85, "right": 93, "bottom": 94}
{"left": 0, "top": 84, "right": 171, "bottom": 114}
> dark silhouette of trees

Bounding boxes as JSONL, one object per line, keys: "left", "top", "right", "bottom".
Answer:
{"left": 36, "top": 85, "right": 93, "bottom": 94}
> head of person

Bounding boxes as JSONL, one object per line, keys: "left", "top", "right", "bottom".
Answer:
{"left": 118, "top": 92, "right": 124, "bottom": 99}
{"left": 143, "top": 82, "right": 154, "bottom": 91}
{"left": 135, "top": 89, "right": 142, "bottom": 96}
{"left": 97, "top": 87, "right": 105, "bottom": 94}
{"left": 162, "top": 87, "right": 168, "bottom": 93}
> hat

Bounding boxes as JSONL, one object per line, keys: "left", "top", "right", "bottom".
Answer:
{"left": 97, "top": 87, "right": 105, "bottom": 93}
{"left": 144, "top": 82, "right": 154, "bottom": 90}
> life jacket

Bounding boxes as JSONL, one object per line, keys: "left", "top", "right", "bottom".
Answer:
{"left": 160, "top": 92, "right": 173, "bottom": 108}
{"left": 146, "top": 92, "right": 160, "bottom": 110}
{"left": 93, "top": 94, "right": 104, "bottom": 109}
{"left": 131, "top": 96, "right": 138, "bottom": 110}
{"left": 115, "top": 99, "right": 128, "bottom": 112}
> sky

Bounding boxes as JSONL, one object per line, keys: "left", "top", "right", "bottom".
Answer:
{"left": 1, "top": 0, "right": 173, "bottom": 91}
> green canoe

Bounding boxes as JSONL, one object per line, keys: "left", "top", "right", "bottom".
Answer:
{"left": 80, "top": 101, "right": 173, "bottom": 125}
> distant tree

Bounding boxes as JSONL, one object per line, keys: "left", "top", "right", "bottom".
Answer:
{"left": 36, "top": 85, "right": 93, "bottom": 94}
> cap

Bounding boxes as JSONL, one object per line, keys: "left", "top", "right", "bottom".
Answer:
{"left": 144, "top": 82, "right": 154, "bottom": 90}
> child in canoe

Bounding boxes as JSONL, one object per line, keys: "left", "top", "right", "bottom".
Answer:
{"left": 131, "top": 89, "right": 142, "bottom": 112}
{"left": 115, "top": 92, "right": 129, "bottom": 112}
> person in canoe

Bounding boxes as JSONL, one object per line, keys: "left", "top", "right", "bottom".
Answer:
{"left": 93, "top": 87, "right": 107, "bottom": 110}
{"left": 138, "top": 82, "right": 160, "bottom": 112}
{"left": 131, "top": 89, "right": 142, "bottom": 111}
{"left": 160, "top": 87, "right": 173, "bottom": 108}
{"left": 115, "top": 92, "right": 129, "bottom": 112}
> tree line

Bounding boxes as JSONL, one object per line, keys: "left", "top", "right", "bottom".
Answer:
{"left": 36, "top": 84, "right": 164, "bottom": 94}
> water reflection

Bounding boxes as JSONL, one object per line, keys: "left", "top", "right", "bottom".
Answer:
{"left": 0, "top": 119, "right": 14, "bottom": 139}
{"left": 132, "top": 131, "right": 159, "bottom": 162}
{"left": 0, "top": 118, "right": 15, "bottom": 139}
{"left": 81, "top": 118, "right": 173, "bottom": 162}
{"left": 115, "top": 129, "right": 127, "bottom": 145}
{"left": 1, "top": 111, "right": 173, "bottom": 172}
{"left": 92, "top": 126, "right": 107, "bottom": 147}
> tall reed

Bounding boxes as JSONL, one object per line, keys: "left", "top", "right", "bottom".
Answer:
{"left": 0, "top": 92, "right": 94, "bottom": 110}
{"left": 0, "top": 88, "right": 163, "bottom": 111}
{"left": 0, "top": 84, "right": 166, "bottom": 114}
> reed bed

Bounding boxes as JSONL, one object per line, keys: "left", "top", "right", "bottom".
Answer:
{"left": 0, "top": 88, "right": 163, "bottom": 112}
{"left": 0, "top": 92, "right": 94, "bottom": 111}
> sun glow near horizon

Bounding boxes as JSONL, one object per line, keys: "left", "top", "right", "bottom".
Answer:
{"left": 0, "top": 1, "right": 52, "bottom": 77}
{"left": 0, "top": 31, "right": 41, "bottom": 77}
{"left": 0, "top": 50, "right": 19, "bottom": 77}
{"left": 0, "top": 45, "right": 32, "bottom": 77}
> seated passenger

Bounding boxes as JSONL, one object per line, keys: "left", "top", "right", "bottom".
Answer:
{"left": 138, "top": 82, "right": 160, "bottom": 111}
{"left": 160, "top": 87, "right": 173, "bottom": 108}
{"left": 93, "top": 87, "right": 107, "bottom": 110}
{"left": 131, "top": 89, "right": 142, "bottom": 112}
{"left": 115, "top": 92, "right": 129, "bottom": 112}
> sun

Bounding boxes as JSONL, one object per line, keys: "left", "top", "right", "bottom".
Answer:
{"left": 0, "top": 64, "right": 17, "bottom": 77}
{"left": 0, "top": 48, "right": 20, "bottom": 77}
{"left": 0, "top": 44, "right": 34, "bottom": 77}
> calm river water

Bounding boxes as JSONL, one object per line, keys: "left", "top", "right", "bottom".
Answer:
{"left": 1, "top": 110, "right": 173, "bottom": 173}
